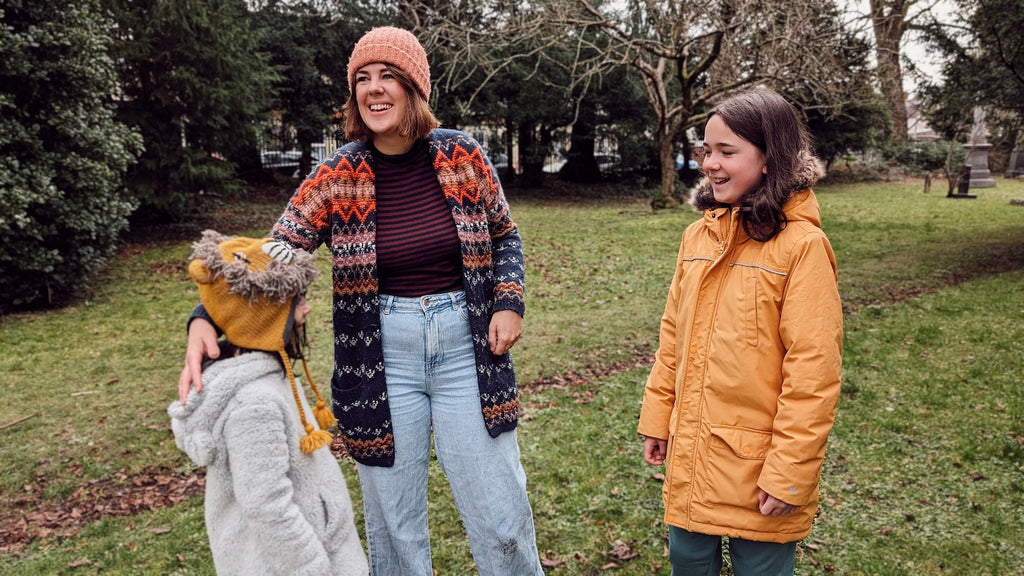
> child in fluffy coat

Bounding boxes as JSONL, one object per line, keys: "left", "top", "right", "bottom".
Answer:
{"left": 169, "top": 230, "right": 368, "bottom": 576}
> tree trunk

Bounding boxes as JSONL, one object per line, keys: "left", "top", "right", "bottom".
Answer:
{"left": 502, "top": 117, "right": 517, "bottom": 185}
{"left": 653, "top": 122, "right": 679, "bottom": 207}
{"left": 869, "top": 0, "right": 909, "bottom": 142}
{"left": 560, "top": 101, "right": 601, "bottom": 183}
{"left": 298, "top": 139, "right": 314, "bottom": 178}
{"left": 517, "top": 121, "right": 544, "bottom": 188}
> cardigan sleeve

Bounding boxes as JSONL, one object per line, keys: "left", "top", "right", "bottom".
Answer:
{"left": 271, "top": 188, "right": 329, "bottom": 253}
{"left": 478, "top": 148, "right": 526, "bottom": 317}
{"left": 271, "top": 147, "right": 369, "bottom": 252}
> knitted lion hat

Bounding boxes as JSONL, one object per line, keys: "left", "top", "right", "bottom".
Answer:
{"left": 188, "top": 230, "right": 336, "bottom": 454}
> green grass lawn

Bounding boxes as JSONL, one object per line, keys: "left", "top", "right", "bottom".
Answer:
{"left": 1, "top": 178, "right": 1022, "bottom": 575}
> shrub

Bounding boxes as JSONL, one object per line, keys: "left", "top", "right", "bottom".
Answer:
{"left": 881, "top": 140, "right": 965, "bottom": 176}
{"left": 0, "top": 0, "right": 142, "bottom": 310}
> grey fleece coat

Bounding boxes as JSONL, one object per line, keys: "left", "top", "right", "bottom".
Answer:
{"left": 168, "top": 353, "right": 368, "bottom": 576}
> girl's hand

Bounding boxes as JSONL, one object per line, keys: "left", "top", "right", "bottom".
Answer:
{"left": 488, "top": 309, "right": 522, "bottom": 355}
{"left": 177, "top": 318, "right": 220, "bottom": 404}
{"left": 643, "top": 436, "right": 668, "bottom": 466}
{"left": 758, "top": 489, "right": 798, "bottom": 517}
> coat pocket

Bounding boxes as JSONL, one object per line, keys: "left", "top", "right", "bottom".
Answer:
{"left": 743, "top": 275, "right": 759, "bottom": 347}
{"left": 698, "top": 425, "right": 772, "bottom": 510}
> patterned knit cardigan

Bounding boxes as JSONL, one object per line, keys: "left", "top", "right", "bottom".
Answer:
{"left": 271, "top": 128, "right": 525, "bottom": 467}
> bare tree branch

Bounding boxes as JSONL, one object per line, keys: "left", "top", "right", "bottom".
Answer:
{"left": 407, "top": 0, "right": 873, "bottom": 199}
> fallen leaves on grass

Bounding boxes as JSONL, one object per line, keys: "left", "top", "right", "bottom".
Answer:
{"left": 0, "top": 467, "right": 205, "bottom": 553}
{"left": 540, "top": 550, "right": 565, "bottom": 569}
{"left": 606, "top": 539, "right": 639, "bottom": 562}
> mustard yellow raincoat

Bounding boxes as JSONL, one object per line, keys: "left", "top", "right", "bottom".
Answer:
{"left": 639, "top": 183, "right": 842, "bottom": 543}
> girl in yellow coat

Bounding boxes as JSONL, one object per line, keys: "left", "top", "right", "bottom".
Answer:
{"left": 639, "top": 88, "right": 843, "bottom": 575}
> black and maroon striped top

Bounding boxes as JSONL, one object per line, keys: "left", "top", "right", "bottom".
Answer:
{"left": 372, "top": 141, "right": 463, "bottom": 296}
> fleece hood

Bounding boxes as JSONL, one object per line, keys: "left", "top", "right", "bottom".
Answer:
{"left": 168, "top": 353, "right": 282, "bottom": 466}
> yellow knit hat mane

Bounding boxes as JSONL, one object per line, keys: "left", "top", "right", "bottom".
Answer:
{"left": 188, "top": 230, "right": 336, "bottom": 454}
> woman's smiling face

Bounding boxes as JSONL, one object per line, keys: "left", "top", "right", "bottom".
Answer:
{"left": 702, "top": 114, "right": 767, "bottom": 205}
{"left": 354, "top": 63, "right": 412, "bottom": 154}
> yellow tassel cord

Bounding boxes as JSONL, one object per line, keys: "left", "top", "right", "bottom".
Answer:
{"left": 280, "top": 350, "right": 331, "bottom": 454}
{"left": 302, "top": 357, "right": 337, "bottom": 430}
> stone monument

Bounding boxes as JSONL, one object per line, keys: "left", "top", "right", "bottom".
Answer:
{"left": 965, "top": 107, "right": 996, "bottom": 188}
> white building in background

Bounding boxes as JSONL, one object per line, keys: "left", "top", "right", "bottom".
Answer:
{"left": 906, "top": 99, "right": 939, "bottom": 142}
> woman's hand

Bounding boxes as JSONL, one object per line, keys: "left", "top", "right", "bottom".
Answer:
{"left": 758, "top": 489, "right": 798, "bottom": 517}
{"left": 643, "top": 436, "right": 668, "bottom": 466}
{"left": 177, "top": 318, "right": 220, "bottom": 404}
{"left": 488, "top": 309, "right": 522, "bottom": 355}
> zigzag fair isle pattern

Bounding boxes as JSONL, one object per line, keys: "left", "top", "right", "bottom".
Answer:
{"left": 272, "top": 129, "right": 525, "bottom": 467}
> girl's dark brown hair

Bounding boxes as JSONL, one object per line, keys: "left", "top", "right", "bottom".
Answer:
{"left": 343, "top": 63, "right": 440, "bottom": 142}
{"left": 709, "top": 88, "right": 812, "bottom": 241}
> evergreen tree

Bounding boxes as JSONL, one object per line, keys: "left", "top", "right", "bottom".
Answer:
{"left": 777, "top": 5, "right": 890, "bottom": 169}
{"left": 911, "top": 0, "right": 1024, "bottom": 190}
{"left": 0, "top": 0, "right": 142, "bottom": 310}
{"left": 252, "top": 1, "right": 357, "bottom": 177}
{"left": 109, "top": 0, "right": 276, "bottom": 218}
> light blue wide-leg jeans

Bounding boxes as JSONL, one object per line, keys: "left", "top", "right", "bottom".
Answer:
{"left": 356, "top": 291, "right": 544, "bottom": 576}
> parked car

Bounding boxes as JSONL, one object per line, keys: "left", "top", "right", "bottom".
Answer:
{"left": 595, "top": 154, "right": 619, "bottom": 172}
{"left": 542, "top": 158, "right": 567, "bottom": 173}
{"left": 261, "top": 150, "right": 303, "bottom": 177}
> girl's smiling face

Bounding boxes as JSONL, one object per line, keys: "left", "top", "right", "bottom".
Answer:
{"left": 702, "top": 114, "right": 767, "bottom": 205}
{"left": 354, "top": 63, "right": 412, "bottom": 154}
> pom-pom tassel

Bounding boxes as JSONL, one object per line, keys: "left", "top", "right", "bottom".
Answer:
{"left": 300, "top": 424, "right": 333, "bottom": 454}
{"left": 313, "top": 400, "right": 337, "bottom": 430}
{"left": 283, "top": 350, "right": 332, "bottom": 454}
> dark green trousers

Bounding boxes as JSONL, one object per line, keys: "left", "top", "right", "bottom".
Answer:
{"left": 668, "top": 526, "right": 797, "bottom": 576}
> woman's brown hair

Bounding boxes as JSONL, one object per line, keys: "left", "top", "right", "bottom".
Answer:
{"left": 343, "top": 63, "right": 440, "bottom": 142}
{"left": 708, "top": 88, "right": 814, "bottom": 242}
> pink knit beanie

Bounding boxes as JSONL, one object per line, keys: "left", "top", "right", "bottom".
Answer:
{"left": 347, "top": 27, "right": 431, "bottom": 101}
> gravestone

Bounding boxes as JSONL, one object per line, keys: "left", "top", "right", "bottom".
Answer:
{"left": 965, "top": 107, "right": 996, "bottom": 188}
{"left": 1006, "top": 149, "right": 1024, "bottom": 178}
{"left": 949, "top": 164, "right": 977, "bottom": 199}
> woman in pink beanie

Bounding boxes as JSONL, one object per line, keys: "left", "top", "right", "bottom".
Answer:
{"left": 181, "top": 26, "right": 545, "bottom": 575}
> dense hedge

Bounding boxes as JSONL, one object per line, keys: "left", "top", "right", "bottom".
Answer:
{"left": 0, "top": 0, "right": 141, "bottom": 310}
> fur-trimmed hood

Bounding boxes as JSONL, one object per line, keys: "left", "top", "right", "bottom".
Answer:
{"left": 690, "top": 149, "right": 825, "bottom": 212}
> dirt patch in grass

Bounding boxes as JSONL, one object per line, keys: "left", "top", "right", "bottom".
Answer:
{"left": 0, "top": 437, "right": 357, "bottom": 554}
{"left": 520, "top": 351, "right": 655, "bottom": 394}
{"left": 0, "top": 467, "right": 205, "bottom": 554}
